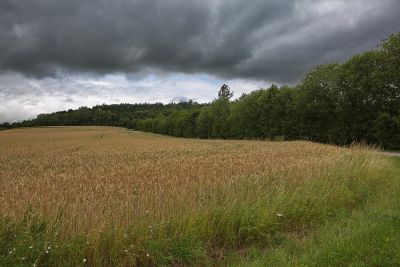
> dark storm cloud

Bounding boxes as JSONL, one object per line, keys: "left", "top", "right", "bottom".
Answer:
{"left": 0, "top": 0, "right": 399, "bottom": 83}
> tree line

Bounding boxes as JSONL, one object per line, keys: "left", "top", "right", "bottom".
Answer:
{"left": 2, "top": 33, "right": 399, "bottom": 149}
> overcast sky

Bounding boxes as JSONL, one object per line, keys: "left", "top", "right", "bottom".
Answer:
{"left": 1, "top": 0, "right": 399, "bottom": 122}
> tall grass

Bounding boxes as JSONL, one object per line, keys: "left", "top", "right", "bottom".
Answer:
{"left": 224, "top": 158, "right": 400, "bottom": 266}
{"left": 0, "top": 127, "right": 393, "bottom": 266}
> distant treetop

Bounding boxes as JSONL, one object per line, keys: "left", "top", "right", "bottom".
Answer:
{"left": 218, "top": 84, "right": 234, "bottom": 100}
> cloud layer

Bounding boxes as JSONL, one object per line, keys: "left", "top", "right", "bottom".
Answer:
{"left": 0, "top": 72, "right": 268, "bottom": 122}
{"left": 1, "top": 0, "right": 399, "bottom": 82}
{"left": 0, "top": 0, "right": 399, "bottom": 122}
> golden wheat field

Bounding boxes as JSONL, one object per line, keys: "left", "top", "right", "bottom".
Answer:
{"left": 0, "top": 126, "right": 385, "bottom": 237}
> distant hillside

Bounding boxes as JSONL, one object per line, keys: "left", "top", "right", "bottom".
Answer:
{"left": 3, "top": 101, "right": 206, "bottom": 129}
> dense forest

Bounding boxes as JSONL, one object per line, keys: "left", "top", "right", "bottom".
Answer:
{"left": 1, "top": 33, "right": 399, "bottom": 149}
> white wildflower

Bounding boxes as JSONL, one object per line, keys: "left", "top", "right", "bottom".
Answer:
{"left": 277, "top": 213, "right": 283, "bottom": 217}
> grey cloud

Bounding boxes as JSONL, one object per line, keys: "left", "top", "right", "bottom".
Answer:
{"left": 171, "top": 96, "right": 190, "bottom": 103}
{"left": 0, "top": 0, "right": 399, "bottom": 83}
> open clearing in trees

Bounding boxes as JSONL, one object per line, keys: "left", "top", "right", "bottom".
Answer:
{"left": 1, "top": 126, "right": 399, "bottom": 266}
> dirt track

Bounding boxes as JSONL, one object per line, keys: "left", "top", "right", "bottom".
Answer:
{"left": 380, "top": 151, "right": 400, "bottom": 157}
